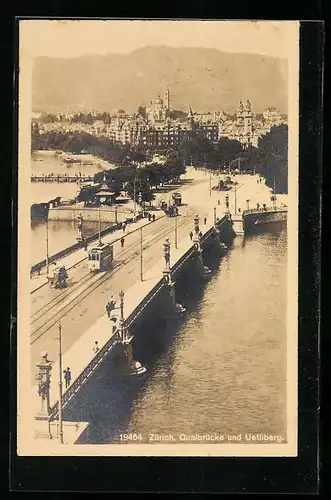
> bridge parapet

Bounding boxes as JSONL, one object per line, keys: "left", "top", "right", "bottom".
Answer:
{"left": 49, "top": 331, "right": 121, "bottom": 420}
{"left": 243, "top": 205, "right": 288, "bottom": 217}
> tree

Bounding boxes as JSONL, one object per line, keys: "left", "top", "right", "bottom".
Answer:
{"left": 257, "top": 124, "right": 288, "bottom": 194}
{"left": 215, "top": 138, "right": 244, "bottom": 166}
{"left": 167, "top": 109, "right": 188, "bottom": 120}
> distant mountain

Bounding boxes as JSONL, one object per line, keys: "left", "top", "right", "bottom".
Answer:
{"left": 32, "top": 46, "right": 288, "bottom": 115}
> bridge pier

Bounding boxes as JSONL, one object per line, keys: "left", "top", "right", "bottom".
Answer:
{"left": 118, "top": 290, "right": 146, "bottom": 376}
{"left": 231, "top": 214, "right": 244, "bottom": 235}
{"left": 192, "top": 215, "right": 212, "bottom": 280}
{"left": 162, "top": 268, "right": 186, "bottom": 318}
{"left": 122, "top": 340, "right": 147, "bottom": 376}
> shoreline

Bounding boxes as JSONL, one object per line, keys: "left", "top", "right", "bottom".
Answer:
{"left": 32, "top": 149, "right": 117, "bottom": 170}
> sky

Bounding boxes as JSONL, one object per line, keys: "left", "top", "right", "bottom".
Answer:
{"left": 20, "top": 20, "right": 299, "bottom": 60}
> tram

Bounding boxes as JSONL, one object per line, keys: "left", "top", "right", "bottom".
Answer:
{"left": 172, "top": 192, "right": 182, "bottom": 206}
{"left": 88, "top": 243, "right": 114, "bottom": 272}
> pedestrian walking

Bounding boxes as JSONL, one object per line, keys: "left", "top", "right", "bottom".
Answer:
{"left": 189, "top": 230, "right": 193, "bottom": 241}
{"left": 153, "top": 214, "right": 156, "bottom": 222}
{"left": 120, "top": 236, "right": 125, "bottom": 248}
{"left": 106, "top": 296, "right": 116, "bottom": 318}
{"left": 122, "top": 222, "right": 126, "bottom": 233}
{"left": 204, "top": 216, "right": 207, "bottom": 225}
{"left": 93, "top": 341, "right": 99, "bottom": 354}
{"left": 63, "top": 367, "right": 71, "bottom": 389}
{"left": 218, "top": 200, "right": 220, "bottom": 206}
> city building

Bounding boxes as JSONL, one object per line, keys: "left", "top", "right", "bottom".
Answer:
{"left": 146, "top": 89, "right": 170, "bottom": 124}
{"left": 34, "top": 88, "right": 286, "bottom": 151}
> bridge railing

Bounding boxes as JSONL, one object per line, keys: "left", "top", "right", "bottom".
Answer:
{"left": 125, "top": 277, "right": 167, "bottom": 329}
{"left": 49, "top": 331, "right": 121, "bottom": 420}
{"left": 243, "top": 205, "right": 288, "bottom": 216}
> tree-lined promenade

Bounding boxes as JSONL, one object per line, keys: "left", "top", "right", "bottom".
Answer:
{"left": 32, "top": 124, "right": 288, "bottom": 198}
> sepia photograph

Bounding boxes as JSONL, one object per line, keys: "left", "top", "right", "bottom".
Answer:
{"left": 17, "top": 19, "right": 299, "bottom": 457}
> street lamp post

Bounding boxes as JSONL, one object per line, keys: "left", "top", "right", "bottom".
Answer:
{"left": 174, "top": 212, "right": 178, "bottom": 249}
{"left": 56, "top": 323, "right": 64, "bottom": 444}
{"left": 45, "top": 217, "right": 49, "bottom": 275}
{"left": 234, "top": 184, "right": 237, "bottom": 214}
{"left": 119, "top": 290, "right": 125, "bottom": 341}
{"left": 133, "top": 165, "right": 140, "bottom": 221}
{"left": 98, "top": 205, "right": 102, "bottom": 246}
{"left": 209, "top": 171, "right": 212, "bottom": 196}
{"left": 35, "top": 351, "right": 52, "bottom": 420}
{"left": 246, "top": 199, "right": 250, "bottom": 211}
{"left": 225, "top": 194, "right": 230, "bottom": 212}
{"left": 163, "top": 239, "right": 171, "bottom": 270}
{"left": 77, "top": 213, "right": 84, "bottom": 241}
{"left": 140, "top": 227, "right": 143, "bottom": 281}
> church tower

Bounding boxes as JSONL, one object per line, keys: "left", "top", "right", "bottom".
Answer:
{"left": 243, "top": 100, "right": 253, "bottom": 136}
{"left": 164, "top": 88, "right": 170, "bottom": 111}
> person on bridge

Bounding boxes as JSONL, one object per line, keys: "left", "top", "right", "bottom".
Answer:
{"left": 204, "top": 217, "right": 207, "bottom": 225}
{"left": 122, "top": 222, "right": 126, "bottom": 233}
{"left": 120, "top": 236, "right": 125, "bottom": 248}
{"left": 189, "top": 230, "right": 193, "bottom": 241}
{"left": 152, "top": 214, "right": 156, "bottom": 222}
{"left": 64, "top": 367, "right": 71, "bottom": 389}
{"left": 93, "top": 341, "right": 100, "bottom": 354}
{"left": 106, "top": 297, "right": 116, "bottom": 318}
{"left": 218, "top": 200, "right": 220, "bottom": 206}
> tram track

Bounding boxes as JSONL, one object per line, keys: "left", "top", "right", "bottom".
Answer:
{"left": 30, "top": 214, "right": 195, "bottom": 344}
{"left": 31, "top": 217, "right": 170, "bottom": 322}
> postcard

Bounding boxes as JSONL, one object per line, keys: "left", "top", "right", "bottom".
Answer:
{"left": 17, "top": 19, "right": 299, "bottom": 457}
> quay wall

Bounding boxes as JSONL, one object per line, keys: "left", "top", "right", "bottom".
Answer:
{"left": 48, "top": 206, "right": 134, "bottom": 223}
{"left": 243, "top": 208, "right": 287, "bottom": 232}
{"left": 31, "top": 213, "right": 144, "bottom": 275}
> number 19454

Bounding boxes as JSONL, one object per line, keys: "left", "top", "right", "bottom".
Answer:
{"left": 119, "top": 433, "right": 143, "bottom": 441}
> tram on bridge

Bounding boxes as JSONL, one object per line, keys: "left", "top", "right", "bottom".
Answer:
{"left": 88, "top": 243, "right": 114, "bottom": 272}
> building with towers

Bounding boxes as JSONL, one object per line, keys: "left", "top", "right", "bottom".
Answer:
{"left": 146, "top": 88, "right": 171, "bottom": 124}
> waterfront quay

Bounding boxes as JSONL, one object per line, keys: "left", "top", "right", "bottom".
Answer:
{"left": 31, "top": 173, "right": 95, "bottom": 183}
{"left": 30, "top": 171, "right": 287, "bottom": 444}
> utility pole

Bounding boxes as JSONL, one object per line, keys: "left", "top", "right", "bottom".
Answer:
{"left": 45, "top": 217, "right": 49, "bottom": 275}
{"left": 174, "top": 211, "right": 178, "bottom": 249}
{"left": 133, "top": 175, "right": 137, "bottom": 221}
{"left": 140, "top": 226, "right": 143, "bottom": 281}
{"left": 209, "top": 171, "right": 212, "bottom": 196}
{"left": 98, "top": 205, "right": 102, "bottom": 246}
{"left": 57, "top": 322, "right": 64, "bottom": 444}
{"left": 234, "top": 184, "right": 237, "bottom": 214}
